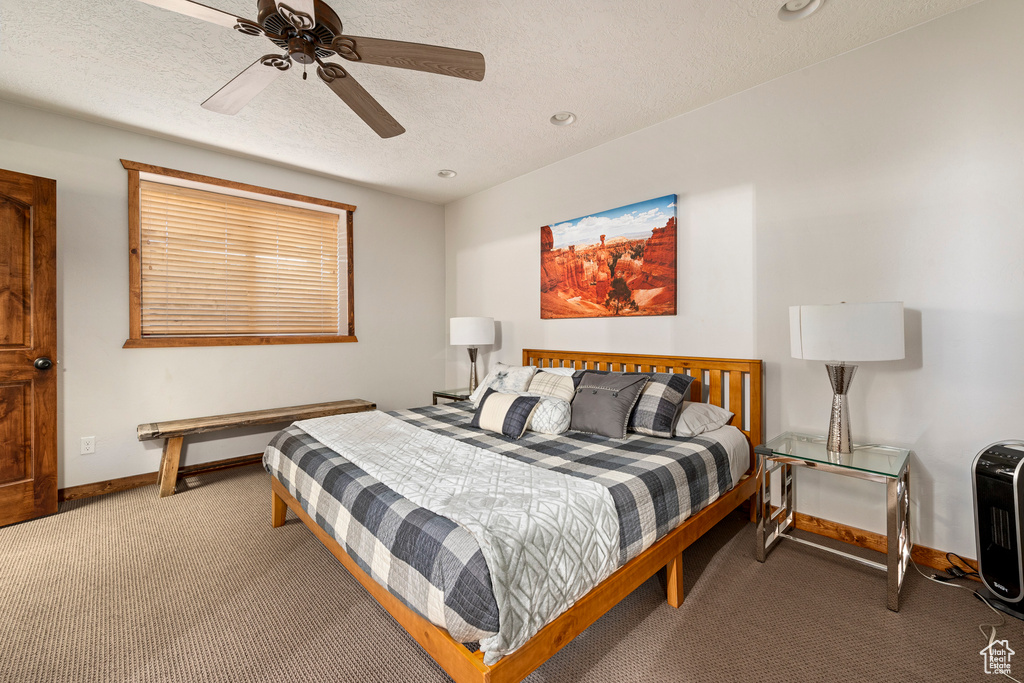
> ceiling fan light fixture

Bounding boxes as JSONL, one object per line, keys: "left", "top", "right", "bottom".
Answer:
{"left": 778, "top": 0, "right": 823, "bottom": 22}
{"left": 437, "top": 169, "right": 458, "bottom": 179}
{"left": 550, "top": 111, "right": 577, "bottom": 126}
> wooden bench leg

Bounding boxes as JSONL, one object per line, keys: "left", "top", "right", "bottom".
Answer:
{"left": 272, "top": 488, "right": 287, "bottom": 528}
{"left": 666, "top": 553, "right": 684, "bottom": 608}
{"left": 157, "top": 436, "right": 184, "bottom": 498}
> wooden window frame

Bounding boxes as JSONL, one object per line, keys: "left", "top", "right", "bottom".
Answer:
{"left": 121, "top": 160, "right": 357, "bottom": 348}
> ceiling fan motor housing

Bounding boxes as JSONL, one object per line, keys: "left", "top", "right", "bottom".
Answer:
{"left": 257, "top": 0, "right": 342, "bottom": 59}
{"left": 287, "top": 37, "right": 317, "bottom": 64}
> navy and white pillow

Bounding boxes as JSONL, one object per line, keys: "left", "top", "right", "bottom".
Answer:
{"left": 628, "top": 372, "right": 695, "bottom": 438}
{"left": 470, "top": 388, "right": 541, "bottom": 439}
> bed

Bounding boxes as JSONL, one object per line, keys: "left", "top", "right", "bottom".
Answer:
{"left": 265, "top": 349, "right": 763, "bottom": 683}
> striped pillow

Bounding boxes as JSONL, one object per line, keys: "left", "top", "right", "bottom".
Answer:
{"left": 527, "top": 372, "right": 576, "bottom": 402}
{"left": 470, "top": 388, "right": 541, "bottom": 439}
{"left": 628, "top": 372, "right": 694, "bottom": 438}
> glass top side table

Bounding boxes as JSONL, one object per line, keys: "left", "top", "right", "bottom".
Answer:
{"left": 755, "top": 431, "right": 911, "bottom": 611}
{"left": 432, "top": 388, "right": 471, "bottom": 405}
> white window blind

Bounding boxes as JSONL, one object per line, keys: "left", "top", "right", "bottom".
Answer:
{"left": 139, "top": 181, "right": 343, "bottom": 337}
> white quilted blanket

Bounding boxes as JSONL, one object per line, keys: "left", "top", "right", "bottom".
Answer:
{"left": 297, "top": 410, "right": 620, "bottom": 664}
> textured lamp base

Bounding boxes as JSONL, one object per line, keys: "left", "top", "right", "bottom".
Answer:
{"left": 467, "top": 347, "right": 479, "bottom": 393}
{"left": 825, "top": 363, "right": 857, "bottom": 454}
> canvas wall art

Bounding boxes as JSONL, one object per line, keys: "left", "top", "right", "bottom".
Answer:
{"left": 540, "top": 194, "right": 677, "bottom": 319}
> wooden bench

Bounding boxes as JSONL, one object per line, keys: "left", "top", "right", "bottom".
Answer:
{"left": 137, "top": 399, "right": 376, "bottom": 498}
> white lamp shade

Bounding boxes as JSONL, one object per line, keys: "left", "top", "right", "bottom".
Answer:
{"left": 790, "top": 302, "right": 905, "bottom": 361}
{"left": 450, "top": 317, "right": 494, "bottom": 346}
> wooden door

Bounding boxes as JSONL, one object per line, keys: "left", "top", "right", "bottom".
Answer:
{"left": 0, "top": 169, "right": 56, "bottom": 527}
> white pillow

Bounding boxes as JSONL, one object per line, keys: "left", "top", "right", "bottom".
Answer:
{"left": 469, "top": 363, "right": 537, "bottom": 407}
{"left": 524, "top": 395, "right": 572, "bottom": 434}
{"left": 538, "top": 367, "right": 576, "bottom": 376}
{"left": 674, "top": 401, "right": 734, "bottom": 437}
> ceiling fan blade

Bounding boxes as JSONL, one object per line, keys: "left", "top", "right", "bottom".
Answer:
{"left": 339, "top": 36, "right": 485, "bottom": 82}
{"left": 202, "top": 56, "right": 290, "bottom": 115}
{"left": 136, "top": 0, "right": 244, "bottom": 29}
{"left": 276, "top": 0, "right": 317, "bottom": 30}
{"left": 317, "top": 64, "right": 405, "bottom": 138}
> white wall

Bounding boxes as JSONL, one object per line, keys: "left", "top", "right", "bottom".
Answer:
{"left": 444, "top": 137, "right": 756, "bottom": 366}
{"left": 444, "top": 0, "right": 1024, "bottom": 556}
{"left": 0, "top": 99, "right": 447, "bottom": 488}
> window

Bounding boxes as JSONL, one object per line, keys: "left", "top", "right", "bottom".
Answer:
{"left": 122, "top": 160, "right": 356, "bottom": 348}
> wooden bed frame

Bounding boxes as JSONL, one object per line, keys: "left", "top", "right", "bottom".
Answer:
{"left": 270, "top": 349, "right": 763, "bottom": 683}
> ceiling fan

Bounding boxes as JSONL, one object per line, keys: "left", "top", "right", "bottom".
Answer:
{"left": 137, "top": 0, "right": 486, "bottom": 138}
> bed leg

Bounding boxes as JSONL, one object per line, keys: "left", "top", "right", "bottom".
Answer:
{"left": 666, "top": 553, "right": 684, "bottom": 608}
{"left": 749, "top": 493, "right": 758, "bottom": 523}
{"left": 272, "top": 489, "right": 287, "bottom": 528}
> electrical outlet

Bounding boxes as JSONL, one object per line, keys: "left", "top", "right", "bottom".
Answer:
{"left": 80, "top": 436, "right": 95, "bottom": 455}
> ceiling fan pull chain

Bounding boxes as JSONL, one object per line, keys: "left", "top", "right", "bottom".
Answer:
{"left": 303, "top": 62, "right": 308, "bottom": 80}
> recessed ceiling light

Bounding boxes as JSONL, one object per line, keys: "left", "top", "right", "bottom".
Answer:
{"left": 437, "top": 169, "right": 457, "bottom": 179}
{"left": 778, "top": 0, "right": 823, "bottom": 21}
{"left": 550, "top": 111, "right": 577, "bottom": 126}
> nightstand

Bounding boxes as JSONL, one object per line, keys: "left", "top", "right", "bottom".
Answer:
{"left": 432, "top": 388, "right": 471, "bottom": 405}
{"left": 755, "top": 431, "right": 911, "bottom": 611}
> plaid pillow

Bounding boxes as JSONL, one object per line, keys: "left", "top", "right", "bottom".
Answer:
{"left": 628, "top": 372, "right": 694, "bottom": 438}
{"left": 527, "top": 372, "right": 576, "bottom": 402}
{"left": 470, "top": 388, "right": 541, "bottom": 439}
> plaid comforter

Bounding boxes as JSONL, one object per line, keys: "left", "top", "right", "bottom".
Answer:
{"left": 263, "top": 402, "right": 734, "bottom": 649}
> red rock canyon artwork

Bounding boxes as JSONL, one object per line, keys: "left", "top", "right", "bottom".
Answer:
{"left": 541, "top": 195, "right": 677, "bottom": 319}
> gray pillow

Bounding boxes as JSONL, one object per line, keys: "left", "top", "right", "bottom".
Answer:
{"left": 570, "top": 372, "right": 649, "bottom": 438}
{"left": 674, "top": 401, "right": 734, "bottom": 437}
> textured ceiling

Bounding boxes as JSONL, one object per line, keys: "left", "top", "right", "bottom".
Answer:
{"left": 0, "top": 0, "right": 983, "bottom": 204}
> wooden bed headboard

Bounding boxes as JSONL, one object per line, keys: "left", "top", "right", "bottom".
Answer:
{"left": 523, "top": 349, "right": 764, "bottom": 462}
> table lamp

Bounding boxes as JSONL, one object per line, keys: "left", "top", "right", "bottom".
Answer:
{"left": 789, "top": 302, "right": 905, "bottom": 453}
{"left": 450, "top": 317, "right": 494, "bottom": 392}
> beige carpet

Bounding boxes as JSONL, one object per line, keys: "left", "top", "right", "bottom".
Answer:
{"left": 0, "top": 466, "right": 1002, "bottom": 682}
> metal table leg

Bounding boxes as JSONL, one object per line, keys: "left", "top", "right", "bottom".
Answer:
{"left": 756, "top": 455, "right": 795, "bottom": 562}
{"left": 886, "top": 463, "right": 910, "bottom": 611}
{"left": 756, "top": 454, "right": 768, "bottom": 562}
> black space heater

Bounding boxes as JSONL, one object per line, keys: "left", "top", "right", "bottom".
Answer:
{"left": 974, "top": 441, "right": 1024, "bottom": 620}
